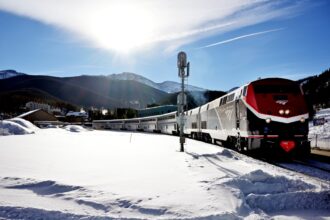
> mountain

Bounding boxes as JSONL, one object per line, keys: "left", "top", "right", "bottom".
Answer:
{"left": 0, "top": 74, "right": 170, "bottom": 111}
{"left": 159, "top": 90, "right": 226, "bottom": 110}
{"left": 108, "top": 72, "right": 205, "bottom": 93}
{"left": 157, "top": 81, "right": 205, "bottom": 93}
{"left": 299, "top": 68, "right": 330, "bottom": 112}
{"left": 0, "top": 88, "right": 77, "bottom": 114}
{"left": 107, "top": 72, "right": 156, "bottom": 88}
{"left": 0, "top": 70, "right": 218, "bottom": 115}
{"left": 0, "top": 70, "right": 25, "bottom": 79}
{"left": 227, "top": 87, "right": 239, "bottom": 93}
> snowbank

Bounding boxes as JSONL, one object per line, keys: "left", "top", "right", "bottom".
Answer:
{"left": 44, "top": 124, "right": 59, "bottom": 129}
{"left": 0, "top": 120, "right": 35, "bottom": 136}
{"left": 315, "top": 108, "right": 330, "bottom": 121}
{"left": 223, "top": 169, "right": 329, "bottom": 212}
{"left": 63, "top": 125, "right": 87, "bottom": 132}
{"left": 0, "top": 129, "right": 328, "bottom": 219}
{"left": 8, "top": 118, "right": 39, "bottom": 131}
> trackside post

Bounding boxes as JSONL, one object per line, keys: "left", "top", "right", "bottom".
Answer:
{"left": 177, "top": 51, "right": 189, "bottom": 152}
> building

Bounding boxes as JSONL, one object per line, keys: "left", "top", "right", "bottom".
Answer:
{"left": 18, "top": 109, "right": 58, "bottom": 125}
{"left": 65, "top": 111, "right": 88, "bottom": 123}
{"left": 66, "top": 111, "right": 88, "bottom": 118}
{"left": 137, "top": 105, "right": 177, "bottom": 117}
{"left": 25, "top": 101, "right": 63, "bottom": 115}
{"left": 26, "top": 101, "right": 51, "bottom": 112}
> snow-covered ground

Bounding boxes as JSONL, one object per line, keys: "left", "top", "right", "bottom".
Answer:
{"left": 0, "top": 121, "right": 329, "bottom": 219}
{"left": 309, "top": 108, "right": 330, "bottom": 151}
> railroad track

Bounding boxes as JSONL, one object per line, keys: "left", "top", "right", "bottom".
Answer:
{"left": 213, "top": 139, "right": 330, "bottom": 181}
{"left": 272, "top": 159, "right": 330, "bottom": 182}
{"left": 249, "top": 151, "right": 330, "bottom": 181}
{"left": 292, "top": 159, "right": 330, "bottom": 173}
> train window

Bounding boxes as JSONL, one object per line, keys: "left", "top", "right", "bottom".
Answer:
{"left": 273, "top": 95, "right": 288, "bottom": 101}
{"left": 207, "top": 104, "right": 209, "bottom": 110}
{"left": 190, "top": 111, "right": 192, "bottom": 115}
{"left": 222, "top": 96, "right": 227, "bottom": 105}
{"left": 192, "top": 122, "right": 197, "bottom": 129}
{"left": 166, "top": 125, "right": 168, "bottom": 130}
{"left": 174, "top": 124, "right": 177, "bottom": 130}
{"left": 227, "top": 94, "right": 234, "bottom": 102}
{"left": 243, "top": 86, "right": 247, "bottom": 96}
{"left": 219, "top": 98, "right": 222, "bottom": 106}
{"left": 201, "top": 121, "right": 207, "bottom": 129}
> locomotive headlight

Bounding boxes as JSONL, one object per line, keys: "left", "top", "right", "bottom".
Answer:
{"left": 300, "top": 117, "right": 306, "bottom": 123}
{"left": 279, "top": 109, "right": 284, "bottom": 115}
{"left": 285, "top": 109, "right": 290, "bottom": 115}
{"left": 265, "top": 118, "right": 271, "bottom": 123}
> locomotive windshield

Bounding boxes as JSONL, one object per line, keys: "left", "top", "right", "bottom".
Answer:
{"left": 254, "top": 84, "right": 300, "bottom": 94}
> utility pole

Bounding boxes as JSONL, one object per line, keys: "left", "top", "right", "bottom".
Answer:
{"left": 177, "top": 51, "right": 190, "bottom": 152}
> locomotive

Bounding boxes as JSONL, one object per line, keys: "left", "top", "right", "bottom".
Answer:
{"left": 93, "top": 78, "right": 310, "bottom": 157}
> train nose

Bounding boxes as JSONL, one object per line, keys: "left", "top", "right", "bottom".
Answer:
{"left": 280, "top": 140, "right": 296, "bottom": 152}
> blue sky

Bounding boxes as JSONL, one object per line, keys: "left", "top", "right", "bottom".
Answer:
{"left": 0, "top": 0, "right": 329, "bottom": 91}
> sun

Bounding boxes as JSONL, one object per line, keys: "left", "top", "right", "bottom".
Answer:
{"left": 87, "top": 3, "right": 155, "bottom": 53}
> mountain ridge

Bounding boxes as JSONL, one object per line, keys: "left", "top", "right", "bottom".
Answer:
{"left": 0, "top": 70, "right": 25, "bottom": 79}
{"left": 0, "top": 74, "right": 169, "bottom": 110}
{"left": 0, "top": 70, "right": 205, "bottom": 93}
{"left": 107, "top": 72, "right": 205, "bottom": 93}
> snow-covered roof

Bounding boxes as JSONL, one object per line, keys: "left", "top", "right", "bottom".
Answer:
{"left": 17, "top": 109, "right": 42, "bottom": 118}
{"left": 66, "top": 111, "right": 88, "bottom": 117}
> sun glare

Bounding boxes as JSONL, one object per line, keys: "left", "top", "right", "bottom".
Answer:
{"left": 88, "top": 4, "right": 155, "bottom": 53}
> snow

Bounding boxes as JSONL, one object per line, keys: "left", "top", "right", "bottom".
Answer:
{"left": 309, "top": 108, "right": 330, "bottom": 150}
{"left": 45, "top": 124, "right": 59, "bottom": 128}
{"left": 0, "top": 70, "right": 24, "bottom": 80}
{"left": 16, "top": 109, "right": 41, "bottom": 118}
{"left": 63, "top": 125, "right": 88, "bottom": 132}
{"left": 108, "top": 72, "right": 205, "bottom": 93}
{"left": 0, "top": 118, "right": 38, "bottom": 136}
{"left": 0, "top": 129, "right": 329, "bottom": 219}
{"left": 66, "top": 111, "right": 88, "bottom": 117}
{"left": 7, "top": 118, "right": 39, "bottom": 132}
{"left": 315, "top": 108, "right": 330, "bottom": 121}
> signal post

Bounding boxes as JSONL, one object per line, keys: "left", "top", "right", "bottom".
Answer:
{"left": 177, "top": 51, "right": 190, "bottom": 152}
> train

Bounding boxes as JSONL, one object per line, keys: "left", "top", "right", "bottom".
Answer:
{"left": 93, "top": 78, "right": 311, "bottom": 157}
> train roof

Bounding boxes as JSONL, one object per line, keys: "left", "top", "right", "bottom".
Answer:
{"left": 93, "top": 111, "right": 177, "bottom": 123}
{"left": 250, "top": 77, "right": 296, "bottom": 85}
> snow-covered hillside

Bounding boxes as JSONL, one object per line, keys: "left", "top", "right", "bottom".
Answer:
{"left": 0, "top": 123, "right": 329, "bottom": 219}
{"left": 157, "top": 81, "right": 205, "bottom": 93}
{"left": 0, "top": 70, "right": 25, "bottom": 80}
{"left": 309, "top": 108, "right": 330, "bottom": 150}
{"left": 108, "top": 72, "right": 205, "bottom": 93}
